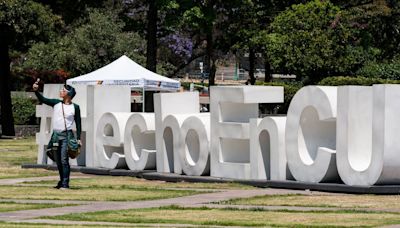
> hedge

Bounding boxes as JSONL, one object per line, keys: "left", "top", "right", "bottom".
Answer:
{"left": 257, "top": 81, "right": 303, "bottom": 114}
{"left": 12, "top": 95, "right": 37, "bottom": 125}
{"left": 318, "top": 76, "right": 400, "bottom": 86}
{"left": 257, "top": 76, "right": 399, "bottom": 114}
{"left": 357, "top": 61, "right": 400, "bottom": 80}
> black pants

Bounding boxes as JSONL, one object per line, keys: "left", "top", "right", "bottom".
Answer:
{"left": 55, "top": 137, "right": 70, "bottom": 188}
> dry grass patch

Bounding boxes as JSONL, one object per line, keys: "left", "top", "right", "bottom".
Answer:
{"left": 0, "top": 222, "right": 119, "bottom": 227}
{"left": 0, "top": 137, "right": 54, "bottom": 179}
{"left": 47, "top": 206, "right": 400, "bottom": 227}
{"left": 3, "top": 138, "right": 252, "bottom": 190}
{"left": 0, "top": 185, "right": 198, "bottom": 201}
{"left": 23, "top": 176, "right": 253, "bottom": 190}
{"left": 0, "top": 202, "right": 69, "bottom": 213}
{"left": 224, "top": 194, "right": 400, "bottom": 210}
{"left": 0, "top": 166, "right": 54, "bottom": 179}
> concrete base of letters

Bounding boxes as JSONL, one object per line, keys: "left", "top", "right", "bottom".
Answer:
{"left": 22, "top": 163, "right": 400, "bottom": 194}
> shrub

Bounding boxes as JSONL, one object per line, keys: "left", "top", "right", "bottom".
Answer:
{"left": 357, "top": 61, "right": 400, "bottom": 80}
{"left": 257, "top": 81, "right": 303, "bottom": 114}
{"left": 12, "top": 95, "right": 36, "bottom": 125}
{"left": 257, "top": 76, "right": 400, "bottom": 114}
{"left": 318, "top": 76, "right": 400, "bottom": 86}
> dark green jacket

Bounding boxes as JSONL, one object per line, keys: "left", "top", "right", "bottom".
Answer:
{"left": 35, "top": 91, "right": 82, "bottom": 140}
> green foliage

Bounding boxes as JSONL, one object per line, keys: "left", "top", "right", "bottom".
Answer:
{"left": 265, "top": 0, "right": 375, "bottom": 83}
{"left": 37, "top": 0, "right": 110, "bottom": 25}
{"left": 318, "top": 76, "right": 400, "bottom": 86}
{"left": 24, "top": 9, "right": 146, "bottom": 77}
{"left": 11, "top": 95, "right": 36, "bottom": 125}
{"left": 182, "top": 6, "right": 204, "bottom": 29}
{"left": 357, "top": 61, "right": 400, "bottom": 80}
{"left": 256, "top": 82, "right": 303, "bottom": 114}
{"left": 256, "top": 75, "right": 400, "bottom": 114}
{"left": 340, "top": 1, "right": 400, "bottom": 61}
{"left": 0, "top": 0, "right": 62, "bottom": 49}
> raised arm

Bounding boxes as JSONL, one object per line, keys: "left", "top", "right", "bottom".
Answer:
{"left": 32, "top": 79, "right": 61, "bottom": 107}
{"left": 34, "top": 91, "right": 61, "bottom": 107}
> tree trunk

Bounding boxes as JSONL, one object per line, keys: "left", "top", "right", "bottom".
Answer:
{"left": 209, "top": 58, "right": 216, "bottom": 86}
{"left": 206, "top": 33, "right": 216, "bottom": 87}
{"left": 0, "top": 27, "right": 15, "bottom": 136}
{"left": 167, "top": 52, "right": 206, "bottom": 77}
{"left": 248, "top": 48, "right": 256, "bottom": 85}
{"left": 264, "top": 55, "right": 272, "bottom": 82}
{"left": 146, "top": 0, "right": 157, "bottom": 73}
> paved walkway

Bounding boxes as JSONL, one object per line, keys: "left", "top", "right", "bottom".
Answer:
{"left": 0, "top": 189, "right": 295, "bottom": 221}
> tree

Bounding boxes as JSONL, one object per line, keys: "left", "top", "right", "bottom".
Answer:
{"left": 228, "top": 0, "right": 275, "bottom": 84}
{"left": 338, "top": 0, "right": 400, "bottom": 61}
{"left": 121, "top": 0, "right": 250, "bottom": 80}
{"left": 36, "top": 0, "right": 109, "bottom": 25}
{"left": 265, "top": 0, "right": 376, "bottom": 83}
{"left": 176, "top": 0, "right": 249, "bottom": 86}
{"left": 0, "top": 0, "right": 59, "bottom": 136}
{"left": 24, "top": 10, "right": 146, "bottom": 77}
{"left": 146, "top": 0, "right": 158, "bottom": 72}
{"left": 122, "top": 0, "right": 182, "bottom": 73}
{"left": 225, "top": 0, "right": 310, "bottom": 84}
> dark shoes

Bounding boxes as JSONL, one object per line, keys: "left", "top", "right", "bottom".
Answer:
{"left": 54, "top": 184, "right": 69, "bottom": 189}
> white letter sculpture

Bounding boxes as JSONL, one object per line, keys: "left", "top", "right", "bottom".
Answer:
{"left": 337, "top": 85, "right": 400, "bottom": 186}
{"left": 86, "top": 85, "right": 131, "bottom": 167}
{"left": 250, "top": 117, "right": 290, "bottom": 180}
{"left": 35, "top": 83, "right": 400, "bottom": 188}
{"left": 180, "top": 114, "right": 210, "bottom": 176}
{"left": 210, "top": 86, "right": 283, "bottom": 179}
{"left": 159, "top": 114, "right": 186, "bottom": 173}
{"left": 96, "top": 112, "right": 132, "bottom": 169}
{"left": 286, "top": 86, "right": 338, "bottom": 183}
{"left": 154, "top": 92, "right": 208, "bottom": 173}
{"left": 124, "top": 113, "right": 156, "bottom": 171}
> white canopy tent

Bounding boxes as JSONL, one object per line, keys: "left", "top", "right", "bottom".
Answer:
{"left": 66, "top": 55, "right": 181, "bottom": 112}
{"left": 67, "top": 55, "right": 180, "bottom": 91}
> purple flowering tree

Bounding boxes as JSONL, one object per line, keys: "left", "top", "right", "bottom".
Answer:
{"left": 161, "top": 34, "right": 193, "bottom": 60}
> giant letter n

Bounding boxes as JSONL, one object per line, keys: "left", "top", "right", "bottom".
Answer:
{"left": 210, "top": 86, "right": 283, "bottom": 179}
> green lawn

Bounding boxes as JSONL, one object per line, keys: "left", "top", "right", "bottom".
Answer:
{"left": 3, "top": 137, "right": 400, "bottom": 227}
{"left": 0, "top": 184, "right": 199, "bottom": 201}
{"left": 45, "top": 205, "right": 400, "bottom": 227}
{"left": 0, "top": 137, "right": 252, "bottom": 201}
{"left": 0, "top": 222, "right": 120, "bottom": 228}
{"left": 0, "top": 202, "right": 71, "bottom": 213}
{"left": 0, "top": 137, "right": 54, "bottom": 179}
{"left": 23, "top": 176, "right": 254, "bottom": 190}
{"left": 222, "top": 194, "right": 400, "bottom": 210}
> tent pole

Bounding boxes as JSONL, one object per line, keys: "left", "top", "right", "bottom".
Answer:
{"left": 142, "top": 87, "right": 145, "bottom": 112}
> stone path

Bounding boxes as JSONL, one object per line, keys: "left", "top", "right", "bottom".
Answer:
{"left": 0, "top": 189, "right": 297, "bottom": 221}
{"left": 0, "top": 175, "right": 397, "bottom": 227}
